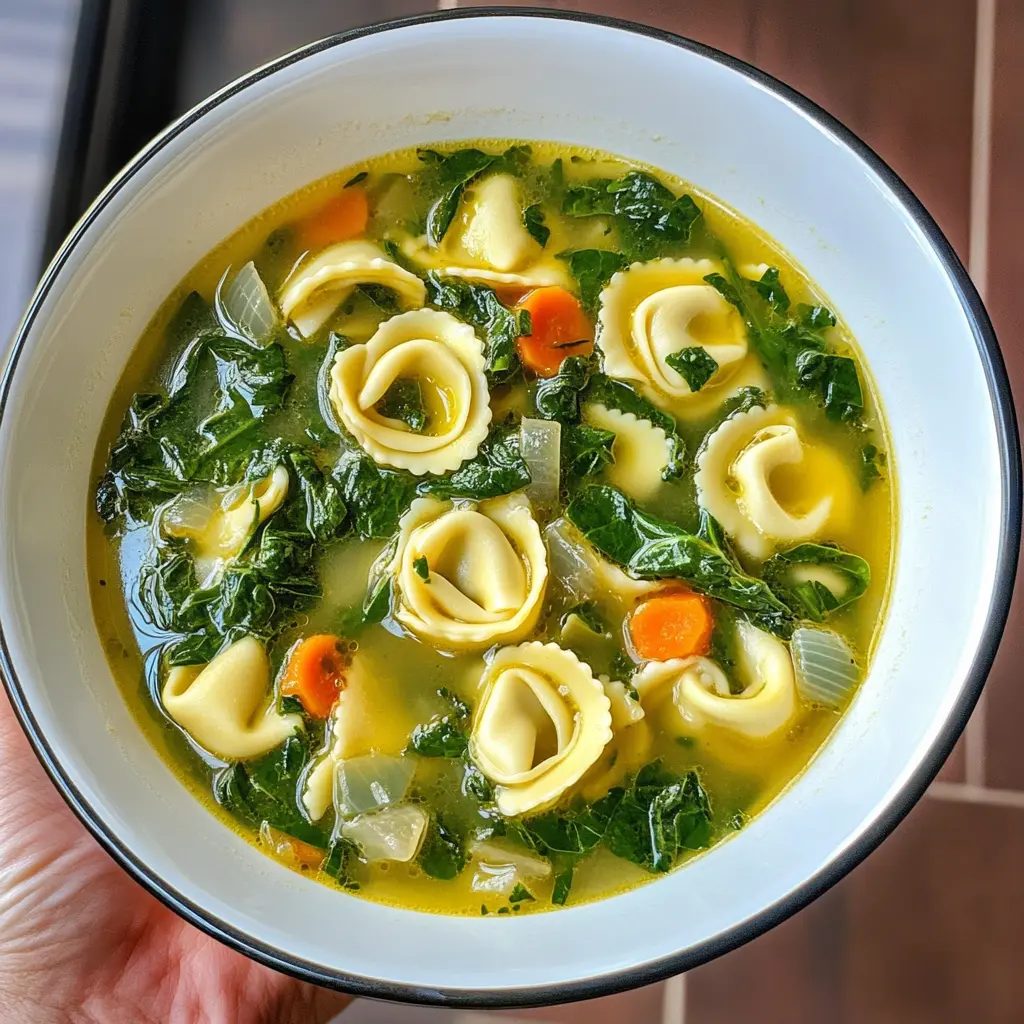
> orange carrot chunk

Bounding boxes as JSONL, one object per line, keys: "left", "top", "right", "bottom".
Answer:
{"left": 629, "top": 593, "right": 714, "bottom": 662}
{"left": 299, "top": 188, "right": 369, "bottom": 250}
{"left": 280, "top": 634, "right": 349, "bottom": 719}
{"left": 515, "top": 286, "right": 594, "bottom": 377}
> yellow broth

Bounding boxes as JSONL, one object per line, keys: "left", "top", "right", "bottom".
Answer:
{"left": 88, "top": 141, "right": 894, "bottom": 916}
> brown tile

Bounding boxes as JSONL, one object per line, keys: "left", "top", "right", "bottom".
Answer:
{"left": 500, "top": 982, "right": 666, "bottom": 1023}
{"left": 687, "top": 880, "right": 847, "bottom": 1023}
{"left": 983, "top": 0, "right": 1024, "bottom": 792}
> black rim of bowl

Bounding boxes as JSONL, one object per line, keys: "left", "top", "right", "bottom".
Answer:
{"left": 0, "top": 6, "right": 1019, "bottom": 1010}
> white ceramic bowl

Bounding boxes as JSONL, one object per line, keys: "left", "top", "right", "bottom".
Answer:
{"left": 0, "top": 9, "right": 1018, "bottom": 1008}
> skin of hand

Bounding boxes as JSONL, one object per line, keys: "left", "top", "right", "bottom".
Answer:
{"left": 0, "top": 691, "right": 351, "bottom": 1024}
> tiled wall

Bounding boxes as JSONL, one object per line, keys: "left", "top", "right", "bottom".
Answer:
{"left": 2, "top": 0, "right": 1022, "bottom": 1021}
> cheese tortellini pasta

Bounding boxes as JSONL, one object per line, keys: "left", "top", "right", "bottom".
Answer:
{"left": 583, "top": 403, "right": 669, "bottom": 500}
{"left": 695, "top": 404, "right": 855, "bottom": 559}
{"left": 400, "top": 173, "right": 570, "bottom": 289}
{"left": 278, "top": 239, "right": 426, "bottom": 337}
{"left": 162, "top": 636, "right": 301, "bottom": 760}
{"left": 470, "top": 642, "right": 613, "bottom": 816}
{"left": 598, "top": 257, "right": 767, "bottom": 418}
{"left": 329, "top": 308, "right": 491, "bottom": 475}
{"left": 388, "top": 493, "right": 548, "bottom": 651}
{"left": 161, "top": 465, "right": 289, "bottom": 583}
{"left": 635, "top": 621, "right": 797, "bottom": 740}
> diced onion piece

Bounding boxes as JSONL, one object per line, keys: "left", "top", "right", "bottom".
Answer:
{"left": 161, "top": 488, "right": 216, "bottom": 535}
{"left": 334, "top": 755, "right": 416, "bottom": 819}
{"left": 220, "top": 262, "right": 278, "bottom": 343}
{"left": 520, "top": 417, "right": 561, "bottom": 506}
{"left": 469, "top": 838, "right": 553, "bottom": 879}
{"left": 543, "top": 518, "right": 598, "bottom": 602}
{"left": 791, "top": 627, "right": 861, "bottom": 709}
{"left": 340, "top": 804, "right": 428, "bottom": 863}
{"left": 471, "top": 862, "right": 520, "bottom": 894}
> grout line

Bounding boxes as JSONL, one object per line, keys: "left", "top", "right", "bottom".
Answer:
{"left": 928, "top": 780, "right": 1024, "bottom": 809}
{"left": 662, "top": 973, "right": 686, "bottom": 1024}
{"left": 963, "top": 0, "right": 998, "bottom": 788}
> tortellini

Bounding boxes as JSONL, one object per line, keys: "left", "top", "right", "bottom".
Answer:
{"left": 278, "top": 239, "right": 426, "bottom": 337}
{"left": 388, "top": 493, "right": 548, "bottom": 651}
{"left": 583, "top": 403, "right": 669, "bottom": 501}
{"left": 329, "top": 308, "right": 491, "bottom": 475}
{"left": 162, "top": 466, "right": 289, "bottom": 583}
{"left": 695, "top": 404, "right": 853, "bottom": 559}
{"left": 399, "top": 173, "right": 570, "bottom": 289}
{"left": 470, "top": 642, "right": 613, "bottom": 816}
{"left": 162, "top": 636, "right": 300, "bottom": 760}
{"left": 597, "top": 258, "right": 766, "bottom": 418}
{"left": 634, "top": 621, "right": 796, "bottom": 740}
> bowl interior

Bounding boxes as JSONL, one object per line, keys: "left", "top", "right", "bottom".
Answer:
{"left": 0, "top": 12, "right": 1013, "bottom": 1003}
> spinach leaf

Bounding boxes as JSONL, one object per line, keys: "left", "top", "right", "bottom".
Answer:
{"left": 334, "top": 449, "right": 416, "bottom": 539}
{"left": 413, "top": 555, "right": 430, "bottom": 581}
{"left": 418, "top": 814, "right": 466, "bottom": 880}
{"left": 214, "top": 738, "right": 329, "bottom": 848}
{"left": 408, "top": 688, "right": 471, "bottom": 758}
{"left": 357, "top": 283, "right": 402, "bottom": 317}
{"left": 374, "top": 378, "right": 427, "bottom": 433}
{"left": 137, "top": 551, "right": 206, "bottom": 634}
{"left": 345, "top": 170, "right": 368, "bottom": 187}
{"left": 508, "top": 883, "right": 536, "bottom": 904}
{"left": 419, "top": 145, "right": 530, "bottom": 246}
{"left": 567, "top": 486, "right": 793, "bottom": 636}
{"left": 762, "top": 543, "right": 871, "bottom": 622}
{"left": 752, "top": 266, "right": 790, "bottom": 311}
{"left": 523, "top": 203, "right": 550, "bottom": 247}
{"left": 563, "top": 172, "right": 702, "bottom": 258}
{"left": 207, "top": 336, "right": 292, "bottom": 415}
{"left": 718, "top": 385, "right": 770, "bottom": 418}
{"left": 665, "top": 347, "right": 718, "bottom": 393}
{"left": 561, "top": 602, "right": 608, "bottom": 636}
{"left": 286, "top": 449, "right": 348, "bottom": 544}
{"left": 533, "top": 354, "right": 595, "bottom": 423}
{"left": 551, "top": 862, "right": 574, "bottom": 906}
{"left": 417, "top": 422, "right": 530, "bottom": 501}
{"left": 860, "top": 442, "right": 886, "bottom": 490}
{"left": 583, "top": 373, "right": 685, "bottom": 480}
{"left": 518, "top": 760, "right": 711, "bottom": 877}
{"left": 362, "top": 573, "right": 393, "bottom": 624}
{"left": 425, "top": 273, "right": 525, "bottom": 382}
{"left": 795, "top": 351, "right": 864, "bottom": 422}
{"left": 558, "top": 250, "right": 626, "bottom": 314}
{"left": 562, "top": 423, "right": 616, "bottom": 480}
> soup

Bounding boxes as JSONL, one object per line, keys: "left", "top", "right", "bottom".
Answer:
{"left": 89, "top": 141, "right": 893, "bottom": 916}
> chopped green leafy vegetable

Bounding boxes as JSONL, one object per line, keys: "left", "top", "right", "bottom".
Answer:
{"left": 417, "top": 421, "right": 530, "bottom": 500}
{"left": 558, "top": 249, "right": 626, "bottom": 313}
{"left": 762, "top": 543, "right": 871, "bottom": 622}
{"left": 561, "top": 602, "right": 608, "bottom": 636}
{"left": 795, "top": 350, "right": 864, "bottom": 422}
{"left": 567, "top": 486, "right": 793, "bottom": 636}
{"left": 408, "top": 688, "right": 471, "bottom": 758}
{"left": 533, "top": 354, "right": 595, "bottom": 423}
{"left": 523, "top": 203, "right": 550, "bottom": 247}
{"left": 334, "top": 449, "right": 415, "bottom": 539}
{"left": 375, "top": 377, "right": 427, "bottom": 433}
{"left": 418, "top": 814, "right": 466, "bottom": 880}
{"left": 561, "top": 423, "right": 616, "bottom": 480}
{"left": 665, "top": 346, "right": 719, "bottom": 392}
{"left": 413, "top": 555, "right": 430, "bottom": 581}
{"left": 860, "top": 442, "right": 886, "bottom": 490}
{"left": 425, "top": 273, "right": 525, "bottom": 382}
{"left": 509, "top": 883, "right": 536, "bottom": 904}
{"left": 344, "top": 170, "right": 368, "bottom": 187}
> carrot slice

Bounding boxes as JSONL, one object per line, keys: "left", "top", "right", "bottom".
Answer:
{"left": 515, "top": 286, "right": 594, "bottom": 377}
{"left": 299, "top": 188, "right": 370, "bottom": 249}
{"left": 280, "top": 634, "right": 349, "bottom": 719}
{"left": 629, "top": 593, "right": 714, "bottom": 661}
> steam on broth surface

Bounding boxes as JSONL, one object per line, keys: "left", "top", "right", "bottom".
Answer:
{"left": 89, "top": 141, "right": 893, "bottom": 915}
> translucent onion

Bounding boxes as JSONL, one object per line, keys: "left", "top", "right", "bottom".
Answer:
{"left": 219, "top": 262, "right": 278, "bottom": 343}
{"left": 520, "top": 417, "right": 561, "bottom": 506}
{"left": 340, "top": 804, "right": 428, "bottom": 863}
{"left": 791, "top": 626, "right": 861, "bottom": 709}
{"left": 543, "top": 518, "right": 598, "bottom": 602}
{"left": 469, "top": 837, "right": 552, "bottom": 895}
{"left": 334, "top": 754, "right": 416, "bottom": 819}
{"left": 161, "top": 489, "right": 216, "bottom": 535}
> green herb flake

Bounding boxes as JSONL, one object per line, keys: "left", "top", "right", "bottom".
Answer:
{"left": 413, "top": 555, "right": 430, "bottom": 581}
{"left": 418, "top": 815, "right": 466, "bottom": 880}
{"left": 665, "top": 346, "right": 719, "bottom": 393}
{"left": 523, "top": 203, "right": 550, "bottom": 247}
{"left": 860, "top": 443, "right": 886, "bottom": 490}
{"left": 558, "top": 249, "right": 627, "bottom": 314}
{"left": 374, "top": 377, "right": 427, "bottom": 433}
{"left": 344, "top": 170, "right": 368, "bottom": 187}
{"left": 509, "top": 883, "right": 536, "bottom": 904}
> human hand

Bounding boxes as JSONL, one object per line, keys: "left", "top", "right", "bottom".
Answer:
{"left": 0, "top": 690, "right": 351, "bottom": 1024}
